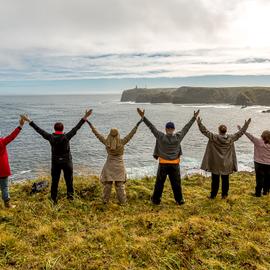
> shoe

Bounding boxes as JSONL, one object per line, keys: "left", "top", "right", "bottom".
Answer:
{"left": 222, "top": 195, "right": 228, "bottom": 199}
{"left": 251, "top": 193, "right": 261, "bottom": 197}
{"left": 208, "top": 196, "right": 215, "bottom": 199}
{"left": 4, "top": 201, "right": 16, "bottom": 209}
{"left": 150, "top": 196, "right": 160, "bottom": 205}
{"left": 178, "top": 199, "right": 185, "bottom": 205}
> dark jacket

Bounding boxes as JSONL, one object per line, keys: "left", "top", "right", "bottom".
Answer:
{"left": 29, "top": 119, "right": 85, "bottom": 163}
{"left": 198, "top": 121, "right": 249, "bottom": 175}
{"left": 143, "top": 116, "right": 196, "bottom": 160}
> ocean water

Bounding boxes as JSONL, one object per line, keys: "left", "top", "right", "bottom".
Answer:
{"left": 0, "top": 94, "right": 269, "bottom": 182}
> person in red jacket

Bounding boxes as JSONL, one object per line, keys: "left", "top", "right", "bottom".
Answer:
{"left": 0, "top": 115, "right": 25, "bottom": 208}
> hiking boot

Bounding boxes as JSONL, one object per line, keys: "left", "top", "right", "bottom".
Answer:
{"left": 4, "top": 200, "right": 16, "bottom": 209}
{"left": 222, "top": 195, "right": 228, "bottom": 199}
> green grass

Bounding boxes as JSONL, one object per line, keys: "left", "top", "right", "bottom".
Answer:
{"left": 0, "top": 173, "right": 269, "bottom": 270}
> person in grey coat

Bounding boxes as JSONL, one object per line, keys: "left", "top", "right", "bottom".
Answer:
{"left": 137, "top": 108, "right": 200, "bottom": 205}
{"left": 197, "top": 117, "right": 251, "bottom": 199}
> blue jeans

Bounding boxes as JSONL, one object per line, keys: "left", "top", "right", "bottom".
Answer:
{"left": 0, "top": 177, "right": 10, "bottom": 202}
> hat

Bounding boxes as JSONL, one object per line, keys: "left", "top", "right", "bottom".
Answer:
{"left": 165, "top": 122, "right": 175, "bottom": 129}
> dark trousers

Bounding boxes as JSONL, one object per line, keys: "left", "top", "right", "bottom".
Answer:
{"left": 152, "top": 164, "right": 183, "bottom": 204}
{"left": 51, "top": 161, "right": 74, "bottom": 202}
{"left": 254, "top": 162, "right": 270, "bottom": 196}
{"left": 211, "top": 174, "right": 229, "bottom": 198}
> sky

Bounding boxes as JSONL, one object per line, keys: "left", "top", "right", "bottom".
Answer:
{"left": 1, "top": 0, "right": 270, "bottom": 94}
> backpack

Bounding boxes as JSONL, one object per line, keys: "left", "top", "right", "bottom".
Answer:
{"left": 30, "top": 180, "right": 49, "bottom": 194}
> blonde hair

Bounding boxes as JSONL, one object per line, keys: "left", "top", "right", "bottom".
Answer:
{"left": 261, "top": 130, "right": 270, "bottom": 144}
{"left": 105, "top": 128, "right": 121, "bottom": 150}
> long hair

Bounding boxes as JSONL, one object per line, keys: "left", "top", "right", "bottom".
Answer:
{"left": 105, "top": 128, "right": 121, "bottom": 150}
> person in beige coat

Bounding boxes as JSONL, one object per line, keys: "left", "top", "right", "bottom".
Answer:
{"left": 86, "top": 118, "right": 142, "bottom": 204}
{"left": 197, "top": 117, "right": 251, "bottom": 199}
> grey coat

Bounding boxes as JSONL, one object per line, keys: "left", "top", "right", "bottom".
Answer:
{"left": 143, "top": 116, "right": 196, "bottom": 160}
{"left": 198, "top": 121, "right": 249, "bottom": 175}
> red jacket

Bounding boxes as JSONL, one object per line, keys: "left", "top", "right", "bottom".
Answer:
{"left": 0, "top": 127, "right": 21, "bottom": 178}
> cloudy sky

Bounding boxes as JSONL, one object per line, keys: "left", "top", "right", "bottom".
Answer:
{"left": 1, "top": 0, "right": 270, "bottom": 93}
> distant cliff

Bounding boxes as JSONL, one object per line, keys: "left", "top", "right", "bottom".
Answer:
{"left": 121, "top": 86, "right": 270, "bottom": 106}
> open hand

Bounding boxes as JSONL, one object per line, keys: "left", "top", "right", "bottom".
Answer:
{"left": 194, "top": 110, "right": 200, "bottom": 118}
{"left": 137, "top": 108, "right": 145, "bottom": 118}
{"left": 19, "top": 115, "right": 26, "bottom": 127}
{"left": 20, "top": 114, "right": 31, "bottom": 123}
{"left": 197, "top": 116, "right": 202, "bottom": 124}
{"left": 237, "top": 125, "right": 241, "bottom": 131}
{"left": 83, "top": 109, "right": 93, "bottom": 120}
{"left": 245, "top": 118, "right": 251, "bottom": 126}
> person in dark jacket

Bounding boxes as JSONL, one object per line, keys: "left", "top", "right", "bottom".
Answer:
{"left": 0, "top": 115, "right": 26, "bottom": 208}
{"left": 21, "top": 110, "right": 92, "bottom": 203}
{"left": 197, "top": 117, "right": 251, "bottom": 199}
{"left": 137, "top": 108, "right": 199, "bottom": 205}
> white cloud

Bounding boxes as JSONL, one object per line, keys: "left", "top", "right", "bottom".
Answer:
{"left": 0, "top": 0, "right": 270, "bottom": 80}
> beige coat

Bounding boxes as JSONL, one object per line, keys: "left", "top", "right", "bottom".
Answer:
{"left": 198, "top": 121, "right": 249, "bottom": 175}
{"left": 88, "top": 122, "right": 139, "bottom": 182}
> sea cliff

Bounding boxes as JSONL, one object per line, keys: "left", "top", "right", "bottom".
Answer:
{"left": 121, "top": 86, "right": 270, "bottom": 106}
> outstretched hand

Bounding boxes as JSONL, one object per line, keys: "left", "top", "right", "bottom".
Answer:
{"left": 83, "top": 109, "right": 93, "bottom": 120}
{"left": 237, "top": 118, "right": 251, "bottom": 130}
{"left": 245, "top": 118, "right": 251, "bottom": 126}
{"left": 194, "top": 110, "right": 200, "bottom": 118}
{"left": 197, "top": 116, "right": 202, "bottom": 124}
{"left": 19, "top": 115, "right": 26, "bottom": 127}
{"left": 137, "top": 108, "right": 145, "bottom": 118}
{"left": 20, "top": 114, "right": 31, "bottom": 123}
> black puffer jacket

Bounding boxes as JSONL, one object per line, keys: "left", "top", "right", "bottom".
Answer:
{"left": 29, "top": 119, "right": 85, "bottom": 163}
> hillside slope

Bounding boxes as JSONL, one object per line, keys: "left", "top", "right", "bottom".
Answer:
{"left": 0, "top": 173, "right": 269, "bottom": 269}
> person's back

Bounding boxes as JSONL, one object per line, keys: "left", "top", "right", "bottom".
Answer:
{"left": 22, "top": 110, "right": 92, "bottom": 203}
{"left": 50, "top": 133, "right": 72, "bottom": 162}
{"left": 137, "top": 108, "right": 199, "bottom": 205}
{"left": 0, "top": 116, "right": 25, "bottom": 208}
{"left": 245, "top": 133, "right": 270, "bottom": 165}
{"left": 243, "top": 130, "right": 270, "bottom": 196}
{"left": 154, "top": 132, "right": 184, "bottom": 160}
{"left": 86, "top": 118, "right": 142, "bottom": 204}
{"left": 197, "top": 117, "right": 251, "bottom": 199}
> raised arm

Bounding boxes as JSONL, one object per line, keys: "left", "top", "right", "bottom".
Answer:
{"left": 21, "top": 114, "right": 53, "bottom": 141}
{"left": 176, "top": 110, "right": 199, "bottom": 142}
{"left": 244, "top": 132, "right": 260, "bottom": 144}
{"left": 231, "top": 118, "right": 251, "bottom": 142}
{"left": 197, "top": 117, "right": 214, "bottom": 140}
{"left": 3, "top": 116, "right": 25, "bottom": 145}
{"left": 121, "top": 119, "right": 143, "bottom": 145}
{"left": 65, "top": 109, "right": 92, "bottom": 140}
{"left": 86, "top": 120, "right": 107, "bottom": 145}
{"left": 29, "top": 121, "right": 52, "bottom": 141}
{"left": 137, "top": 108, "right": 163, "bottom": 139}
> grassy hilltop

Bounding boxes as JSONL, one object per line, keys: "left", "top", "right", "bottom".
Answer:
{"left": 0, "top": 173, "right": 269, "bottom": 270}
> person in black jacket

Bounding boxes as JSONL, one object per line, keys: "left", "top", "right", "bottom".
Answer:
{"left": 21, "top": 110, "right": 92, "bottom": 203}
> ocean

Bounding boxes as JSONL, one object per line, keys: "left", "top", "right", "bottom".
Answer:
{"left": 0, "top": 94, "right": 269, "bottom": 182}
